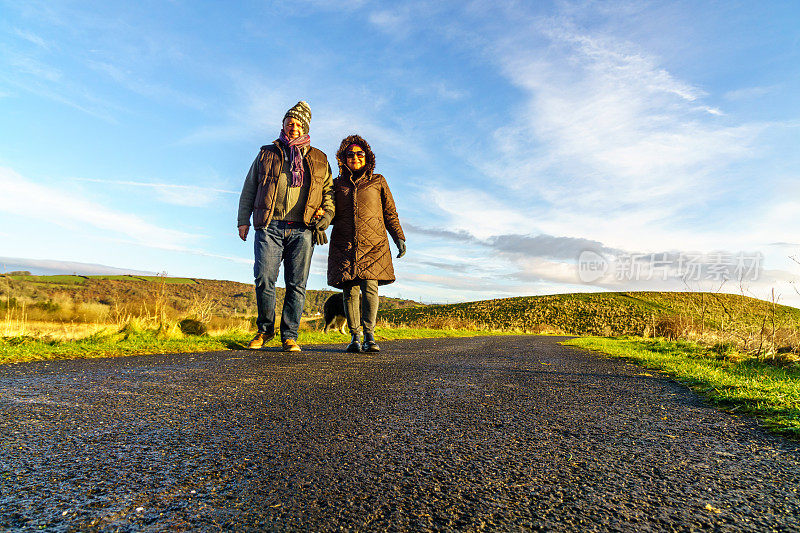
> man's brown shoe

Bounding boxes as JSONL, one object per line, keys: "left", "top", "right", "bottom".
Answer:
{"left": 248, "top": 333, "right": 269, "bottom": 349}
{"left": 282, "top": 339, "right": 302, "bottom": 352}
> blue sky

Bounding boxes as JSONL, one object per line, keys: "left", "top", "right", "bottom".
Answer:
{"left": 1, "top": 0, "right": 799, "bottom": 305}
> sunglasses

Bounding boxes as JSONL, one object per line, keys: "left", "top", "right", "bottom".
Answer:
{"left": 345, "top": 151, "right": 365, "bottom": 158}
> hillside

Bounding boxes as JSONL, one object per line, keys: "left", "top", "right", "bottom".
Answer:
{"left": 0, "top": 273, "right": 419, "bottom": 323}
{"left": 378, "top": 291, "right": 800, "bottom": 341}
{"left": 5, "top": 273, "right": 797, "bottom": 354}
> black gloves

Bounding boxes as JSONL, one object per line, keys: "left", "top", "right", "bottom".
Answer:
{"left": 314, "top": 212, "right": 332, "bottom": 232}
{"left": 312, "top": 228, "right": 328, "bottom": 245}
{"left": 395, "top": 238, "right": 406, "bottom": 258}
{"left": 312, "top": 211, "right": 332, "bottom": 246}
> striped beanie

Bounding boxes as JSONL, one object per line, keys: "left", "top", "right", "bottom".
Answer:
{"left": 283, "top": 101, "right": 312, "bottom": 134}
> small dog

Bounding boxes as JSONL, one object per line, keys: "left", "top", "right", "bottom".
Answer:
{"left": 323, "top": 293, "right": 347, "bottom": 334}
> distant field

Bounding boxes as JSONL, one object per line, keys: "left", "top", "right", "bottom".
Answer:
{"left": 8, "top": 274, "right": 87, "bottom": 285}
{"left": 88, "top": 275, "right": 198, "bottom": 284}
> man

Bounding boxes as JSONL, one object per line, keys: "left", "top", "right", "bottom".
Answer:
{"left": 238, "top": 101, "right": 334, "bottom": 352}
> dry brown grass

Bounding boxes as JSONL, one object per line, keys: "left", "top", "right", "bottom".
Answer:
{"left": 2, "top": 319, "right": 116, "bottom": 340}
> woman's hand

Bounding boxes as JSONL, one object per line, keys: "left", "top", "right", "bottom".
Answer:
{"left": 395, "top": 239, "right": 406, "bottom": 258}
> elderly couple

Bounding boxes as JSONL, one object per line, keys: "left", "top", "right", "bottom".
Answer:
{"left": 237, "top": 101, "right": 405, "bottom": 354}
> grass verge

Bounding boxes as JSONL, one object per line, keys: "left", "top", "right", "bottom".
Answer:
{"left": 564, "top": 336, "right": 800, "bottom": 438}
{"left": 0, "top": 327, "right": 513, "bottom": 365}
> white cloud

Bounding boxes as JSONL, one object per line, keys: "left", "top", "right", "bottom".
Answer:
{"left": 368, "top": 8, "right": 412, "bottom": 38}
{"left": 421, "top": 186, "right": 531, "bottom": 239}
{"left": 13, "top": 28, "right": 50, "bottom": 49}
{"left": 86, "top": 60, "right": 207, "bottom": 110}
{"left": 724, "top": 85, "right": 777, "bottom": 101}
{"left": 490, "top": 25, "right": 760, "bottom": 208}
{"left": 71, "top": 178, "right": 238, "bottom": 208}
{"left": 6, "top": 52, "right": 61, "bottom": 82}
{"left": 177, "top": 82, "right": 291, "bottom": 145}
{"left": 178, "top": 76, "right": 431, "bottom": 170}
{"left": 0, "top": 55, "right": 121, "bottom": 122}
{"left": 0, "top": 167, "right": 196, "bottom": 250}
{"left": 0, "top": 256, "right": 156, "bottom": 276}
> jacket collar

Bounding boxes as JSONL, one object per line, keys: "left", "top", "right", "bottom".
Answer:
{"left": 343, "top": 167, "right": 371, "bottom": 185}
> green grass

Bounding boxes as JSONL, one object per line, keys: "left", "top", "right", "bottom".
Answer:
{"left": 133, "top": 276, "right": 197, "bottom": 284}
{"left": 564, "top": 336, "right": 800, "bottom": 437}
{"left": 86, "top": 275, "right": 141, "bottom": 282}
{"left": 86, "top": 275, "right": 197, "bottom": 284}
{"left": 0, "top": 327, "right": 513, "bottom": 365}
{"left": 7, "top": 274, "right": 87, "bottom": 285}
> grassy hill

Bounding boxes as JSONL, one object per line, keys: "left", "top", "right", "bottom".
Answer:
{"left": 0, "top": 273, "right": 419, "bottom": 326}
{"left": 378, "top": 291, "right": 800, "bottom": 353}
{"left": 4, "top": 272, "right": 797, "bottom": 355}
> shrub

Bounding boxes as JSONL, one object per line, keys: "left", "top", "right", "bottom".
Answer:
{"left": 74, "top": 302, "right": 111, "bottom": 323}
{"left": 119, "top": 317, "right": 146, "bottom": 338}
{"left": 0, "top": 297, "right": 19, "bottom": 311}
{"left": 179, "top": 318, "right": 207, "bottom": 336}
{"left": 156, "top": 321, "right": 184, "bottom": 340}
{"left": 32, "top": 300, "right": 61, "bottom": 313}
{"left": 654, "top": 315, "right": 691, "bottom": 340}
{"left": 710, "top": 341, "right": 737, "bottom": 356}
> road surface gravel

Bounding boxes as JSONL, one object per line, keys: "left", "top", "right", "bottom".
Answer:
{"left": 1, "top": 335, "right": 798, "bottom": 531}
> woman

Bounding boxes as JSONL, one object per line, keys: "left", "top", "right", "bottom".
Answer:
{"left": 327, "top": 134, "right": 406, "bottom": 353}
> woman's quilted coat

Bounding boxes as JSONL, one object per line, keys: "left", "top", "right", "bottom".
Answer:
{"left": 327, "top": 135, "right": 405, "bottom": 289}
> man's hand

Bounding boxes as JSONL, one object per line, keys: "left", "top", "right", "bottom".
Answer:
{"left": 312, "top": 228, "right": 328, "bottom": 246}
{"left": 238, "top": 224, "right": 250, "bottom": 241}
{"left": 314, "top": 214, "right": 332, "bottom": 232}
{"left": 311, "top": 208, "right": 331, "bottom": 231}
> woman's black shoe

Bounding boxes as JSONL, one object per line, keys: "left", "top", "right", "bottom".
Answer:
{"left": 362, "top": 333, "right": 380, "bottom": 352}
{"left": 346, "top": 334, "right": 363, "bottom": 353}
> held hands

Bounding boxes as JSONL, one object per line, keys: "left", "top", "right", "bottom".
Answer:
{"left": 311, "top": 208, "right": 331, "bottom": 246}
{"left": 395, "top": 238, "right": 406, "bottom": 258}
{"left": 238, "top": 224, "right": 250, "bottom": 241}
{"left": 314, "top": 213, "right": 331, "bottom": 232}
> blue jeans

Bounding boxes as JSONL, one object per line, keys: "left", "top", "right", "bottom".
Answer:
{"left": 254, "top": 220, "right": 314, "bottom": 341}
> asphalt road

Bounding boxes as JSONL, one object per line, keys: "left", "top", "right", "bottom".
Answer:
{"left": 1, "top": 335, "right": 798, "bottom": 531}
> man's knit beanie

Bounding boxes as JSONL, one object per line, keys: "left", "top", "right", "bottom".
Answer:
{"left": 283, "top": 101, "right": 312, "bottom": 134}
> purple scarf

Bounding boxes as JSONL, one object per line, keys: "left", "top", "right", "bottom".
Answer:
{"left": 278, "top": 130, "right": 311, "bottom": 187}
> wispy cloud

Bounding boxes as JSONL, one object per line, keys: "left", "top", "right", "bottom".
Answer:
{"left": 71, "top": 178, "right": 238, "bottom": 207}
{"left": 6, "top": 51, "right": 61, "bottom": 82}
{"left": 86, "top": 60, "right": 207, "bottom": 110}
{"left": 0, "top": 51, "right": 120, "bottom": 122}
{"left": 724, "top": 85, "right": 777, "bottom": 101}
{"left": 12, "top": 28, "right": 50, "bottom": 49}
{"left": 177, "top": 75, "right": 431, "bottom": 167}
{"left": 368, "top": 8, "right": 412, "bottom": 38}
{"left": 487, "top": 233, "right": 618, "bottom": 260}
{"left": 0, "top": 167, "right": 196, "bottom": 250}
{"left": 176, "top": 81, "right": 291, "bottom": 145}
{"left": 405, "top": 223, "right": 478, "bottom": 243}
{"left": 407, "top": 223, "right": 615, "bottom": 260}
{"left": 0, "top": 256, "right": 156, "bottom": 276}
{"left": 488, "top": 22, "right": 761, "bottom": 210}
{"left": 415, "top": 187, "right": 531, "bottom": 239}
